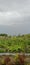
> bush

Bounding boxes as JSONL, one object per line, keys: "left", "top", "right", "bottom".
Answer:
{"left": 0, "top": 34, "right": 8, "bottom": 37}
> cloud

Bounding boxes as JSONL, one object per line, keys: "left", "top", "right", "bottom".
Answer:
{"left": 0, "top": 0, "right": 30, "bottom": 28}
{"left": 0, "top": 11, "right": 24, "bottom": 25}
{"left": 0, "top": 0, "right": 30, "bottom": 34}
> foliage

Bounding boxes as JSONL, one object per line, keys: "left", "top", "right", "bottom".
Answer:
{"left": 0, "top": 34, "right": 30, "bottom": 53}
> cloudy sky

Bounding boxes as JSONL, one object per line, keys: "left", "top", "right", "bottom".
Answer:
{"left": 0, "top": 0, "right": 30, "bottom": 35}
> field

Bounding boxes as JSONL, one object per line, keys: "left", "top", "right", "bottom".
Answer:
{"left": 0, "top": 34, "right": 30, "bottom": 53}
{"left": 0, "top": 34, "right": 30, "bottom": 65}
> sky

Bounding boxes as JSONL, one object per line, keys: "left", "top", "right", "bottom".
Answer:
{"left": 0, "top": 0, "right": 30, "bottom": 35}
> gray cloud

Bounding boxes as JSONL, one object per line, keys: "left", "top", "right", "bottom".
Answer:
{"left": 0, "top": 0, "right": 24, "bottom": 11}
{"left": 0, "top": 0, "right": 30, "bottom": 34}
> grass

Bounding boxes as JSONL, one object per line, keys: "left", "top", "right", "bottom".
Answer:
{"left": 0, "top": 33, "right": 30, "bottom": 53}
{"left": 0, "top": 34, "right": 30, "bottom": 65}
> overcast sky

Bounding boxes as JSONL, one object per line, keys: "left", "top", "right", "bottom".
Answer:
{"left": 0, "top": 0, "right": 30, "bottom": 35}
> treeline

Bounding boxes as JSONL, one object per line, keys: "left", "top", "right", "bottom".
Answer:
{"left": 0, "top": 33, "right": 30, "bottom": 37}
{"left": 0, "top": 34, "right": 8, "bottom": 36}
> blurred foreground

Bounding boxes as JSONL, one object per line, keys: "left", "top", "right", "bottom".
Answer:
{"left": 0, "top": 53, "right": 30, "bottom": 65}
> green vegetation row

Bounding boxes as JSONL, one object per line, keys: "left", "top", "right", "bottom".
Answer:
{"left": 0, "top": 33, "right": 30, "bottom": 53}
